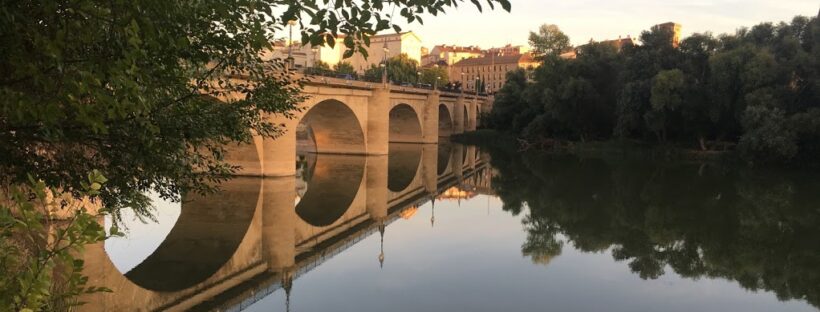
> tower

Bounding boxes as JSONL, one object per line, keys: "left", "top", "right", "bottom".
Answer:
{"left": 656, "top": 22, "right": 682, "bottom": 48}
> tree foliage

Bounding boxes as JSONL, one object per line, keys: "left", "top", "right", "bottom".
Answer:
{"left": 420, "top": 66, "right": 449, "bottom": 86}
{"left": 528, "top": 24, "right": 571, "bottom": 59}
{"left": 1, "top": 173, "right": 112, "bottom": 311}
{"left": 363, "top": 53, "right": 420, "bottom": 83}
{"left": 334, "top": 61, "right": 356, "bottom": 74}
{"left": 489, "top": 13, "right": 820, "bottom": 164}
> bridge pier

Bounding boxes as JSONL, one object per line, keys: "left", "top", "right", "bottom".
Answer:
{"left": 261, "top": 177, "right": 296, "bottom": 272}
{"left": 422, "top": 144, "right": 438, "bottom": 194}
{"left": 454, "top": 96, "right": 465, "bottom": 134}
{"left": 422, "top": 91, "right": 440, "bottom": 144}
{"left": 366, "top": 155, "right": 389, "bottom": 222}
{"left": 466, "top": 145, "right": 477, "bottom": 170}
{"left": 367, "top": 86, "right": 390, "bottom": 155}
{"left": 453, "top": 144, "right": 464, "bottom": 179}
{"left": 467, "top": 98, "right": 478, "bottom": 132}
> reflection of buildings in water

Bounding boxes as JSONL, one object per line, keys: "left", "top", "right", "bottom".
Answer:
{"left": 399, "top": 205, "right": 419, "bottom": 220}
{"left": 437, "top": 186, "right": 477, "bottom": 201}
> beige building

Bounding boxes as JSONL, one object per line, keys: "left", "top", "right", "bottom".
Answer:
{"left": 486, "top": 44, "right": 529, "bottom": 56}
{"left": 453, "top": 53, "right": 538, "bottom": 93}
{"left": 262, "top": 40, "right": 318, "bottom": 70}
{"left": 315, "top": 31, "right": 423, "bottom": 73}
{"left": 423, "top": 45, "right": 484, "bottom": 67}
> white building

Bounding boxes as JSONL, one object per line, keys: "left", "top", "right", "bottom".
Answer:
{"left": 314, "top": 31, "right": 424, "bottom": 73}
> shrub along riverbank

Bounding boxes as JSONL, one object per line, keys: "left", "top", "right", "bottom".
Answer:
{"left": 484, "top": 13, "right": 820, "bottom": 166}
{"left": 454, "top": 130, "right": 740, "bottom": 165}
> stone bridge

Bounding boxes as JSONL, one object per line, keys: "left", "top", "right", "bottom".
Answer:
{"left": 223, "top": 76, "right": 491, "bottom": 177}
{"left": 78, "top": 78, "right": 493, "bottom": 311}
{"left": 79, "top": 144, "right": 489, "bottom": 311}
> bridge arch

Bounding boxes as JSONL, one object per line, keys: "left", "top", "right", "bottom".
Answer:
{"left": 389, "top": 103, "right": 423, "bottom": 143}
{"left": 439, "top": 104, "right": 454, "bottom": 137}
{"left": 300, "top": 99, "right": 366, "bottom": 154}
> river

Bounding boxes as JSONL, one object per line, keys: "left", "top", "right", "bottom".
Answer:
{"left": 79, "top": 142, "right": 819, "bottom": 311}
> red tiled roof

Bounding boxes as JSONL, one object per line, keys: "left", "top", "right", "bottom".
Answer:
{"left": 434, "top": 45, "right": 483, "bottom": 54}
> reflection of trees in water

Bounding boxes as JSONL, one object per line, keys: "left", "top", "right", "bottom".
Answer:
{"left": 295, "top": 153, "right": 315, "bottom": 203}
{"left": 487, "top": 147, "right": 820, "bottom": 307}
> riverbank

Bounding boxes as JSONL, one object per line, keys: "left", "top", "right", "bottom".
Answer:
{"left": 453, "top": 129, "right": 736, "bottom": 163}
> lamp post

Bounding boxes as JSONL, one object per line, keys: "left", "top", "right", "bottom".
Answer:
{"left": 460, "top": 72, "right": 465, "bottom": 95}
{"left": 381, "top": 45, "right": 389, "bottom": 85}
{"left": 287, "top": 19, "right": 297, "bottom": 71}
{"left": 416, "top": 71, "right": 421, "bottom": 86}
{"left": 475, "top": 76, "right": 481, "bottom": 95}
{"left": 435, "top": 76, "right": 440, "bottom": 90}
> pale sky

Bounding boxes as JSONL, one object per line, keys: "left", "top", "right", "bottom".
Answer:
{"left": 394, "top": 0, "right": 819, "bottom": 48}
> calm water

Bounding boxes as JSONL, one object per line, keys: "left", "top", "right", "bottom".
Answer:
{"left": 84, "top": 143, "right": 820, "bottom": 312}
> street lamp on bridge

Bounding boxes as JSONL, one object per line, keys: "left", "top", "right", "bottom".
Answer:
{"left": 286, "top": 19, "right": 297, "bottom": 71}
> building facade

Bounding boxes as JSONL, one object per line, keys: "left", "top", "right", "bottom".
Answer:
{"left": 315, "top": 32, "right": 424, "bottom": 73}
{"left": 262, "top": 40, "right": 318, "bottom": 70}
{"left": 423, "top": 45, "right": 485, "bottom": 67}
{"left": 452, "top": 53, "right": 538, "bottom": 93}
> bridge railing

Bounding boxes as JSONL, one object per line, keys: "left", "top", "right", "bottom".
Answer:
{"left": 296, "top": 68, "right": 493, "bottom": 98}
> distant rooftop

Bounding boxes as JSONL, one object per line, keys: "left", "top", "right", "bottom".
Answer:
{"left": 452, "top": 53, "right": 535, "bottom": 66}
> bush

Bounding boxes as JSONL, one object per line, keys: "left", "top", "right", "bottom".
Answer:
{"left": 0, "top": 171, "right": 114, "bottom": 311}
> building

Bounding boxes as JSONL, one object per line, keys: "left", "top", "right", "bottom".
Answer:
{"left": 314, "top": 31, "right": 424, "bottom": 73}
{"left": 452, "top": 53, "right": 538, "bottom": 93}
{"left": 423, "top": 45, "right": 484, "bottom": 67}
{"left": 262, "top": 40, "right": 317, "bottom": 70}
{"left": 486, "top": 44, "right": 529, "bottom": 56}
{"left": 560, "top": 35, "right": 637, "bottom": 59}
{"left": 656, "top": 22, "right": 682, "bottom": 48}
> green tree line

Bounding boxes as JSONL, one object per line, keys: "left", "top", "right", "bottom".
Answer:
{"left": 487, "top": 13, "right": 820, "bottom": 164}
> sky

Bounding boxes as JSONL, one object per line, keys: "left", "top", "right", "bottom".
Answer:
{"left": 393, "top": 0, "right": 819, "bottom": 48}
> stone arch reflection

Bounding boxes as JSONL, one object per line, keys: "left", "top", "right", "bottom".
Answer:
{"left": 437, "top": 141, "right": 453, "bottom": 175}
{"left": 388, "top": 143, "right": 423, "bottom": 192}
{"left": 295, "top": 153, "right": 366, "bottom": 227}
{"left": 389, "top": 103, "right": 423, "bottom": 143}
{"left": 122, "top": 177, "right": 260, "bottom": 292}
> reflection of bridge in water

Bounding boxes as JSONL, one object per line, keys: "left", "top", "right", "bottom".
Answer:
{"left": 80, "top": 143, "right": 489, "bottom": 312}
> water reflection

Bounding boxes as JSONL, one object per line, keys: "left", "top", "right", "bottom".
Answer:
{"left": 125, "top": 178, "right": 259, "bottom": 292}
{"left": 486, "top": 148, "right": 820, "bottom": 310}
{"left": 387, "top": 143, "right": 423, "bottom": 192}
{"left": 81, "top": 143, "right": 820, "bottom": 312}
{"left": 295, "top": 153, "right": 365, "bottom": 226}
{"left": 81, "top": 142, "right": 479, "bottom": 311}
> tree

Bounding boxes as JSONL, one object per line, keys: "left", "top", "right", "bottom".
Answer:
{"left": 528, "top": 24, "right": 571, "bottom": 59}
{"left": 304, "top": 60, "right": 333, "bottom": 75}
{"left": 490, "top": 14, "right": 820, "bottom": 163}
{"left": 363, "top": 53, "right": 419, "bottom": 84}
{"left": 0, "top": 0, "right": 511, "bottom": 213}
{"left": 488, "top": 69, "right": 529, "bottom": 131}
{"left": 648, "top": 69, "right": 686, "bottom": 142}
{"left": 334, "top": 61, "right": 355, "bottom": 74}
{"left": 420, "top": 66, "right": 449, "bottom": 86}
